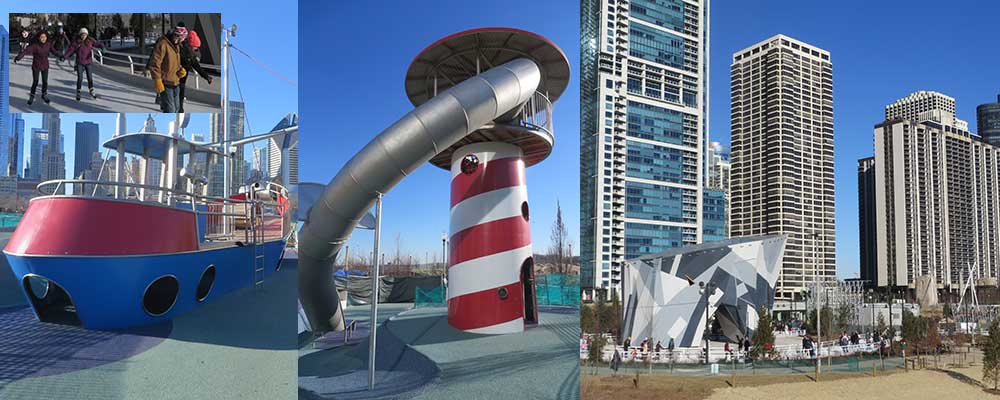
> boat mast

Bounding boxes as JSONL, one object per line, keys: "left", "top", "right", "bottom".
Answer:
{"left": 222, "top": 24, "right": 235, "bottom": 236}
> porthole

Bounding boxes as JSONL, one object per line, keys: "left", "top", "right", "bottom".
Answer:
{"left": 521, "top": 201, "right": 530, "bottom": 222}
{"left": 143, "top": 275, "right": 180, "bottom": 316}
{"left": 196, "top": 265, "right": 216, "bottom": 302}
{"left": 498, "top": 287, "right": 509, "bottom": 299}
{"left": 25, "top": 275, "right": 50, "bottom": 299}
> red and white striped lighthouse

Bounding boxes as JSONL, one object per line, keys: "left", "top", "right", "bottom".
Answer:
{"left": 447, "top": 142, "right": 536, "bottom": 334}
{"left": 405, "top": 28, "right": 569, "bottom": 334}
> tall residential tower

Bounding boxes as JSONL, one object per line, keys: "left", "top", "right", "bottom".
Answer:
{"left": 866, "top": 92, "right": 1000, "bottom": 289}
{"left": 582, "top": 0, "right": 711, "bottom": 299}
{"left": 729, "top": 35, "right": 835, "bottom": 299}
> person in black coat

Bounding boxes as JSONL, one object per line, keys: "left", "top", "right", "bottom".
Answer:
{"left": 177, "top": 27, "right": 213, "bottom": 113}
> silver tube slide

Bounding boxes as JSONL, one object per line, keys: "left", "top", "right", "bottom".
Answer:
{"left": 298, "top": 58, "right": 542, "bottom": 332}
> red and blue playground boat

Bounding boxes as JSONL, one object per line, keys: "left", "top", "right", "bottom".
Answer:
{"left": 2, "top": 117, "right": 295, "bottom": 330}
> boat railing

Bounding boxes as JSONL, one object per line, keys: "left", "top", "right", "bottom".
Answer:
{"left": 36, "top": 179, "right": 289, "bottom": 244}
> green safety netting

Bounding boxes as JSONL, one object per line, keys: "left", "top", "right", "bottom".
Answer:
{"left": 536, "top": 274, "right": 580, "bottom": 307}
{"left": 415, "top": 286, "right": 446, "bottom": 308}
{"left": 413, "top": 274, "right": 581, "bottom": 308}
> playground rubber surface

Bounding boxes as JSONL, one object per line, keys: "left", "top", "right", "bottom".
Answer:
{"left": 0, "top": 246, "right": 298, "bottom": 400}
{"left": 299, "top": 305, "right": 580, "bottom": 399}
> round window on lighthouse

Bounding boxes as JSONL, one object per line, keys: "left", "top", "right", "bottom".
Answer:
{"left": 461, "top": 154, "right": 479, "bottom": 174}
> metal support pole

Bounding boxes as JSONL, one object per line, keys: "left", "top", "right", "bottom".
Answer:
{"left": 705, "top": 293, "right": 710, "bottom": 364}
{"left": 368, "top": 193, "right": 383, "bottom": 391}
{"left": 221, "top": 25, "right": 232, "bottom": 235}
{"left": 816, "top": 280, "right": 821, "bottom": 381}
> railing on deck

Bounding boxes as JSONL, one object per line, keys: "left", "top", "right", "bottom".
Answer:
{"left": 36, "top": 179, "right": 289, "bottom": 245}
{"left": 99, "top": 49, "right": 222, "bottom": 89}
{"left": 504, "top": 90, "right": 553, "bottom": 136}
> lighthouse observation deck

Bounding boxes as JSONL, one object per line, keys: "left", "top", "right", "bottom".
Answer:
{"left": 404, "top": 28, "right": 570, "bottom": 169}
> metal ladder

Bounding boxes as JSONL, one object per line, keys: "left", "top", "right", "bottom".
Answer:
{"left": 250, "top": 192, "right": 266, "bottom": 289}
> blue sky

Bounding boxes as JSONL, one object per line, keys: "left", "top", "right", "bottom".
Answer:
{"left": 299, "top": 0, "right": 581, "bottom": 263}
{"left": 2, "top": 0, "right": 299, "bottom": 175}
{"left": 710, "top": 0, "right": 1000, "bottom": 279}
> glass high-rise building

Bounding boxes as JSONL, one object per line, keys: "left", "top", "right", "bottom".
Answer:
{"left": 0, "top": 26, "right": 9, "bottom": 178}
{"left": 74, "top": 122, "right": 100, "bottom": 179}
{"left": 730, "top": 35, "right": 835, "bottom": 300}
{"left": 857, "top": 157, "right": 877, "bottom": 287}
{"left": 581, "top": 0, "right": 711, "bottom": 299}
{"left": 209, "top": 101, "right": 247, "bottom": 196}
{"left": 979, "top": 94, "right": 1000, "bottom": 146}
{"left": 9, "top": 114, "right": 24, "bottom": 178}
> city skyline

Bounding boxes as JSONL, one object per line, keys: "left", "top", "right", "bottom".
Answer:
{"left": 707, "top": 0, "right": 1000, "bottom": 280}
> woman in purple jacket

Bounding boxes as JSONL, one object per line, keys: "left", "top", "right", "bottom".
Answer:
{"left": 14, "top": 31, "right": 56, "bottom": 105}
{"left": 63, "top": 28, "right": 105, "bottom": 101}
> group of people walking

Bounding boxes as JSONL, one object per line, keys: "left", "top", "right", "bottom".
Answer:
{"left": 13, "top": 21, "right": 213, "bottom": 111}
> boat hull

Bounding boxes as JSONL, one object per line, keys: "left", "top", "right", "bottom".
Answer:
{"left": 4, "top": 240, "right": 286, "bottom": 330}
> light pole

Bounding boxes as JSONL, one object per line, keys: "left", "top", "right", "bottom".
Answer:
{"left": 441, "top": 232, "right": 447, "bottom": 268}
{"left": 700, "top": 281, "right": 716, "bottom": 364}
{"left": 814, "top": 279, "right": 822, "bottom": 381}
{"left": 368, "top": 193, "right": 383, "bottom": 391}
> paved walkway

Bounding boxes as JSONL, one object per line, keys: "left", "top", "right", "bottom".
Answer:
{"left": 9, "top": 57, "right": 219, "bottom": 113}
{"left": 0, "top": 253, "right": 298, "bottom": 400}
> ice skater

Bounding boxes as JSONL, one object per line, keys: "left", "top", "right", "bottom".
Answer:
{"left": 14, "top": 31, "right": 56, "bottom": 105}
{"left": 63, "top": 28, "right": 106, "bottom": 101}
{"left": 177, "top": 26, "right": 213, "bottom": 112}
{"left": 149, "top": 27, "right": 188, "bottom": 113}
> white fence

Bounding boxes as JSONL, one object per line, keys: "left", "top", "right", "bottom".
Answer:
{"left": 580, "top": 341, "right": 888, "bottom": 364}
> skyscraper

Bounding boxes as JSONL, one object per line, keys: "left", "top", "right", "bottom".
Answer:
{"left": 208, "top": 101, "right": 247, "bottom": 196}
{"left": 0, "top": 26, "right": 9, "bottom": 178}
{"left": 74, "top": 121, "right": 100, "bottom": 179}
{"left": 6, "top": 114, "right": 23, "bottom": 178}
{"left": 979, "top": 94, "right": 1000, "bottom": 146}
{"left": 869, "top": 92, "right": 999, "bottom": 289}
{"left": 28, "top": 128, "right": 49, "bottom": 180}
{"left": 706, "top": 141, "right": 731, "bottom": 237}
{"left": 730, "top": 35, "right": 835, "bottom": 299}
{"left": 42, "top": 114, "right": 62, "bottom": 154}
{"left": 266, "top": 113, "right": 298, "bottom": 187}
{"left": 252, "top": 146, "right": 268, "bottom": 181}
{"left": 190, "top": 134, "right": 208, "bottom": 179}
{"left": 707, "top": 141, "right": 731, "bottom": 192}
{"left": 886, "top": 91, "right": 969, "bottom": 131}
{"left": 857, "top": 157, "right": 876, "bottom": 287}
{"left": 581, "top": 0, "right": 711, "bottom": 299}
{"left": 141, "top": 115, "right": 163, "bottom": 190}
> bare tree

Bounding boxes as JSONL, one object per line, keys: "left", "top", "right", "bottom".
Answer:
{"left": 550, "top": 199, "right": 569, "bottom": 274}
{"left": 394, "top": 232, "right": 402, "bottom": 266}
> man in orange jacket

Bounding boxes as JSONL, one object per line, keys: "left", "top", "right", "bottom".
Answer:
{"left": 149, "top": 26, "right": 188, "bottom": 112}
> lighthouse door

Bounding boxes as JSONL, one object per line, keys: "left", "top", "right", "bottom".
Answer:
{"left": 521, "top": 258, "right": 538, "bottom": 325}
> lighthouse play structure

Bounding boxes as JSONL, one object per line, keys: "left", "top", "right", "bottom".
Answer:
{"left": 298, "top": 28, "right": 569, "bottom": 334}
